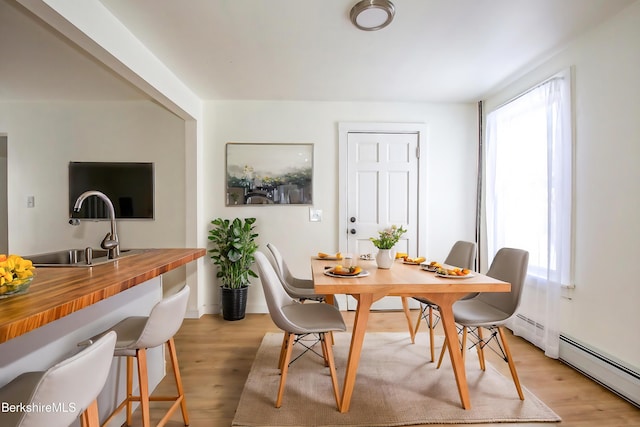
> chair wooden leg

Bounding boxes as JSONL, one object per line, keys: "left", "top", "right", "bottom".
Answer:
{"left": 104, "top": 342, "right": 190, "bottom": 427}
{"left": 498, "top": 327, "right": 525, "bottom": 400}
{"left": 276, "top": 333, "right": 294, "bottom": 408}
{"left": 461, "top": 327, "right": 467, "bottom": 363}
{"left": 80, "top": 399, "right": 99, "bottom": 427}
{"left": 165, "top": 337, "right": 190, "bottom": 426}
{"left": 136, "top": 349, "right": 151, "bottom": 427}
{"left": 413, "top": 305, "right": 423, "bottom": 335}
{"left": 321, "top": 333, "right": 342, "bottom": 411}
{"left": 126, "top": 355, "right": 134, "bottom": 426}
{"left": 436, "top": 337, "right": 448, "bottom": 368}
{"left": 278, "top": 332, "right": 288, "bottom": 370}
{"left": 476, "top": 327, "right": 486, "bottom": 371}
{"left": 428, "top": 306, "right": 435, "bottom": 362}
{"left": 414, "top": 304, "right": 436, "bottom": 362}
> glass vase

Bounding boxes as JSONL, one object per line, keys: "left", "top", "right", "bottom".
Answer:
{"left": 0, "top": 276, "right": 34, "bottom": 299}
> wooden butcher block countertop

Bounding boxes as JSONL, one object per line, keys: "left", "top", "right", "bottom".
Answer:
{"left": 0, "top": 248, "right": 205, "bottom": 344}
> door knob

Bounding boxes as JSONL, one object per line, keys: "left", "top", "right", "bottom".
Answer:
{"left": 350, "top": 217, "right": 356, "bottom": 223}
{"left": 350, "top": 228, "right": 356, "bottom": 234}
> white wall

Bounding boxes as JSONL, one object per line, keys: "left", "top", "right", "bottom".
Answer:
{"left": 0, "top": 101, "right": 188, "bottom": 288}
{"left": 202, "top": 100, "right": 478, "bottom": 314}
{"left": 0, "top": 136, "right": 7, "bottom": 253}
{"left": 483, "top": 1, "right": 640, "bottom": 368}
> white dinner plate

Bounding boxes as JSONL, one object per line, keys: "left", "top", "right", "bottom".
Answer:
{"left": 324, "top": 270, "right": 370, "bottom": 279}
{"left": 420, "top": 261, "right": 442, "bottom": 273}
{"left": 435, "top": 272, "right": 474, "bottom": 279}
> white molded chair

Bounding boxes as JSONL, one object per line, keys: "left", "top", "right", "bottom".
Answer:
{"left": 412, "top": 240, "right": 476, "bottom": 361}
{"left": 0, "top": 331, "right": 117, "bottom": 427}
{"left": 437, "top": 247, "right": 529, "bottom": 400}
{"left": 255, "top": 251, "right": 346, "bottom": 409}
{"left": 93, "top": 285, "right": 191, "bottom": 427}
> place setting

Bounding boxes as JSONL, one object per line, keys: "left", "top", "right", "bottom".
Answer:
{"left": 323, "top": 265, "right": 370, "bottom": 278}
{"left": 417, "top": 259, "right": 475, "bottom": 278}
{"left": 320, "top": 252, "right": 370, "bottom": 278}
{"left": 434, "top": 266, "right": 474, "bottom": 278}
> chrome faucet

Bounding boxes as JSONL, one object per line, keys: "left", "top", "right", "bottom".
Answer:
{"left": 72, "top": 190, "right": 120, "bottom": 259}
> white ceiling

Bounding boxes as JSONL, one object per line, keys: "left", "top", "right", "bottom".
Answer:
{"left": 1, "top": 0, "right": 636, "bottom": 103}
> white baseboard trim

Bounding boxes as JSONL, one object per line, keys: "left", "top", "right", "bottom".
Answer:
{"left": 185, "top": 308, "right": 204, "bottom": 319}
{"left": 559, "top": 334, "right": 639, "bottom": 408}
{"left": 246, "top": 303, "right": 268, "bottom": 314}
{"left": 191, "top": 303, "right": 269, "bottom": 317}
{"left": 187, "top": 303, "right": 219, "bottom": 318}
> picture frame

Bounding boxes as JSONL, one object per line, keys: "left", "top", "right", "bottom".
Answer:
{"left": 225, "top": 143, "right": 313, "bottom": 206}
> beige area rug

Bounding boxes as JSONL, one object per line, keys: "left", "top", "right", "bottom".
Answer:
{"left": 232, "top": 332, "right": 561, "bottom": 426}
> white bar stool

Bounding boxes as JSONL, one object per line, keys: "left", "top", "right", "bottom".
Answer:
{"left": 96, "top": 285, "right": 190, "bottom": 427}
{"left": 0, "top": 331, "right": 117, "bottom": 427}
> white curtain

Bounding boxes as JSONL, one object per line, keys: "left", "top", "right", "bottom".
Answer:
{"left": 485, "top": 69, "right": 572, "bottom": 358}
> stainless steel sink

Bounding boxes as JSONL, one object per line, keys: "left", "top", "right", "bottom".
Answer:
{"left": 28, "top": 248, "right": 145, "bottom": 267}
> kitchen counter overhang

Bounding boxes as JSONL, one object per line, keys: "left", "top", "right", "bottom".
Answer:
{"left": 0, "top": 248, "right": 205, "bottom": 343}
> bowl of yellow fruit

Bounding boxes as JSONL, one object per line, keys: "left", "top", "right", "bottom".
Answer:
{"left": 0, "top": 254, "right": 36, "bottom": 298}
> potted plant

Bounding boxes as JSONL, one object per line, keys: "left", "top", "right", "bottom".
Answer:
{"left": 208, "top": 217, "right": 259, "bottom": 320}
{"left": 370, "top": 225, "right": 407, "bottom": 269}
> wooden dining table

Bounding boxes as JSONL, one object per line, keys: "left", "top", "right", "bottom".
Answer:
{"left": 312, "top": 258, "right": 511, "bottom": 413}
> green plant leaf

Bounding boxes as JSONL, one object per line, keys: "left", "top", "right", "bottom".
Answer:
{"left": 208, "top": 217, "right": 259, "bottom": 288}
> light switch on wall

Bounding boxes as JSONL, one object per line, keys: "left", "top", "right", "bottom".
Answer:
{"left": 309, "top": 208, "right": 322, "bottom": 222}
{"left": 27, "top": 195, "right": 35, "bottom": 208}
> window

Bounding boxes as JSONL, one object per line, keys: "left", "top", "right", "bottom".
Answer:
{"left": 485, "top": 69, "right": 573, "bottom": 358}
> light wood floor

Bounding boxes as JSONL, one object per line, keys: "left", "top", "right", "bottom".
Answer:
{"left": 129, "top": 311, "right": 639, "bottom": 427}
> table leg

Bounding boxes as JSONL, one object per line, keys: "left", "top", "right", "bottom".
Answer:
{"left": 325, "top": 294, "right": 335, "bottom": 306}
{"left": 435, "top": 296, "right": 471, "bottom": 410}
{"left": 339, "top": 293, "right": 373, "bottom": 413}
{"left": 325, "top": 294, "right": 336, "bottom": 345}
{"left": 401, "top": 296, "right": 416, "bottom": 343}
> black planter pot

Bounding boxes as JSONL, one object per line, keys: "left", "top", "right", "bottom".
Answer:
{"left": 221, "top": 286, "right": 248, "bottom": 321}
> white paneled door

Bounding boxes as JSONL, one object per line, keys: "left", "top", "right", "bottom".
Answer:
{"left": 343, "top": 130, "right": 421, "bottom": 310}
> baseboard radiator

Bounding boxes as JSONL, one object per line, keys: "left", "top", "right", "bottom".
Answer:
{"left": 559, "top": 334, "right": 640, "bottom": 408}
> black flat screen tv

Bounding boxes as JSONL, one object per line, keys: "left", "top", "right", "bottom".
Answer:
{"left": 69, "top": 162, "right": 154, "bottom": 219}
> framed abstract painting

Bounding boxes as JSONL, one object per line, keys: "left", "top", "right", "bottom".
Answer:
{"left": 225, "top": 143, "right": 313, "bottom": 206}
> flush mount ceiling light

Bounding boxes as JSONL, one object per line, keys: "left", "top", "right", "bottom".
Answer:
{"left": 350, "top": 0, "right": 395, "bottom": 31}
